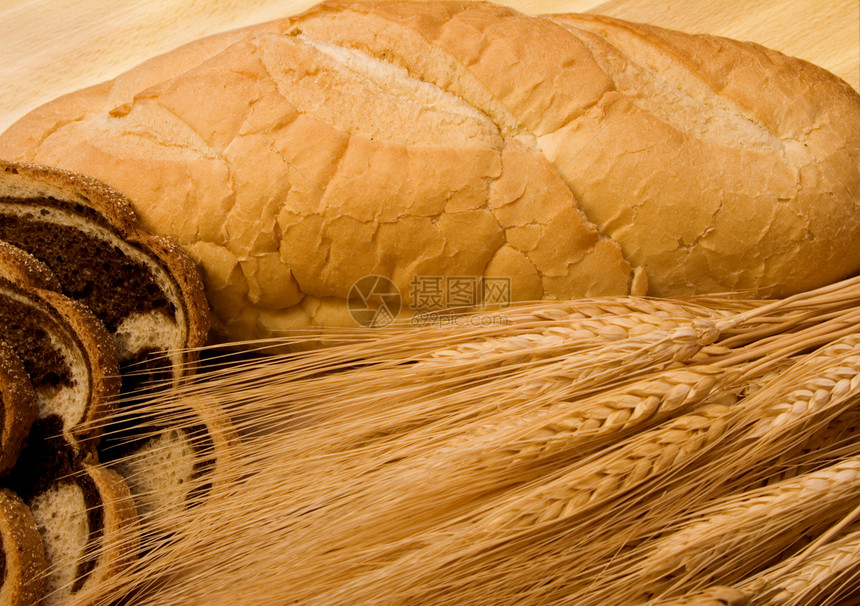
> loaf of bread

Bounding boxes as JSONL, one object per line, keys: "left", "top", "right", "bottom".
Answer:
{"left": 1, "top": 0, "right": 859, "bottom": 342}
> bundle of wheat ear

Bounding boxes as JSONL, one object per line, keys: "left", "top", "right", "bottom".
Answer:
{"left": 29, "top": 272, "right": 857, "bottom": 606}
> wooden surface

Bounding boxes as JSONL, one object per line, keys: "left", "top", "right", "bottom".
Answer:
{"left": 0, "top": 0, "right": 858, "bottom": 134}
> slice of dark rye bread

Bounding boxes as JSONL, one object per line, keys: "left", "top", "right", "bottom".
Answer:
{"left": 0, "top": 488, "right": 46, "bottom": 606}
{"left": 0, "top": 160, "right": 210, "bottom": 394}
{"left": 0, "top": 241, "right": 119, "bottom": 455}
{"left": 0, "top": 164, "right": 232, "bottom": 601}
{"left": 0, "top": 162, "right": 232, "bottom": 605}
{"left": 0, "top": 340, "right": 37, "bottom": 477}
{"left": 0, "top": 230, "right": 227, "bottom": 504}
{"left": 107, "top": 394, "right": 237, "bottom": 536}
{"left": 24, "top": 463, "right": 139, "bottom": 606}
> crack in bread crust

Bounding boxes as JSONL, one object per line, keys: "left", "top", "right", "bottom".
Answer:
{"left": 551, "top": 17, "right": 788, "bottom": 152}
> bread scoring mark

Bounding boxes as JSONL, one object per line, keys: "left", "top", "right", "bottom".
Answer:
{"left": 253, "top": 32, "right": 503, "bottom": 150}
{"left": 242, "top": 35, "right": 516, "bottom": 310}
{"left": 301, "top": 37, "right": 496, "bottom": 128}
{"left": 552, "top": 17, "right": 795, "bottom": 154}
{"left": 292, "top": 7, "right": 535, "bottom": 143}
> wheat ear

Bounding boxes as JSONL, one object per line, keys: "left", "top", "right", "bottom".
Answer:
{"left": 464, "top": 364, "right": 730, "bottom": 468}
{"left": 478, "top": 333, "right": 860, "bottom": 529}
{"left": 421, "top": 310, "right": 704, "bottom": 367}
{"left": 480, "top": 397, "right": 738, "bottom": 529}
{"left": 739, "top": 527, "right": 860, "bottom": 605}
{"left": 645, "top": 586, "right": 751, "bottom": 606}
{"left": 615, "top": 457, "right": 860, "bottom": 604}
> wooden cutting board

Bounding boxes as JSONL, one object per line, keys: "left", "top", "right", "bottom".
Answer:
{"left": 0, "top": 0, "right": 857, "bottom": 134}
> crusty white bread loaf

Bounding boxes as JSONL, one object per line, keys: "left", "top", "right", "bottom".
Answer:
{"left": 0, "top": 241, "right": 119, "bottom": 452}
{"left": 0, "top": 161, "right": 210, "bottom": 391}
{"left": 1, "top": 0, "right": 859, "bottom": 342}
{"left": 0, "top": 340, "right": 37, "bottom": 477}
{"left": 0, "top": 488, "right": 46, "bottom": 606}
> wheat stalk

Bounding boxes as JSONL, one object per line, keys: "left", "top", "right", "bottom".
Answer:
{"left": 589, "top": 457, "right": 860, "bottom": 605}
{"left": 135, "top": 279, "right": 860, "bottom": 462}
{"left": 749, "top": 407, "right": 860, "bottom": 490}
{"left": 645, "top": 586, "right": 751, "bottom": 606}
{"left": 278, "top": 330, "right": 860, "bottom": 606}
{"left": 458, "top": 334, "right": 860, "bottom": 532}
{"left": 150, "top": 310, "right": 724, "bottom": 472}
{"left": 740, "top": 525, "right": 860, "bottom": 605}
{"left": 480, "top": 398, "right": 737, "bottom": 530}
{"left": 421, "top": 310, "right": 704, "bottom": 365}
{"left": 742, "top": 336, "right": 860, "bottom": 437}
{"left": 496, "top": 297, "right": 734, "bottom": 323}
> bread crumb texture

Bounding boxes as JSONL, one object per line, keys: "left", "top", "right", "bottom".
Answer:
{"left": 1, "top": 0, "right": 859, "bottom": 341}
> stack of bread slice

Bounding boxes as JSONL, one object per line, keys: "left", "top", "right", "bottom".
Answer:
{"left": 0, "top": 161, "right": 225, "bottom": 605}
{"left": 0, "top": 161, "right": 209, "bottom": 392}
